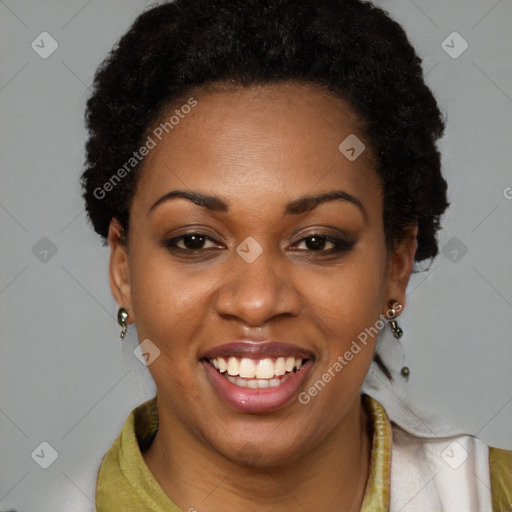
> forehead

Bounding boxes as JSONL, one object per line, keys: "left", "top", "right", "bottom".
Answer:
{"left": 133, "top": 82, "right": 381, "bottom": 213}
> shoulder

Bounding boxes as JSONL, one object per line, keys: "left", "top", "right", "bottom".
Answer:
{"left": 489, "top": 445, "right": 512, "bottom": 512}
{"left": 96, "top": 432, "right": 128, "bottom": 508}
{"left": 389, "top": 423, "right": 509, "bottom": 511}
{"left": 96, "top": 397, "right": 167, "bottom": 511}
{"left": 363, "top": 390, "right": 511, "bottom": 510}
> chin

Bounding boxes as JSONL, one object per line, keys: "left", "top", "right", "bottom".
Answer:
{"left": 205, "top": 420, "right": 319, "bottom": 470}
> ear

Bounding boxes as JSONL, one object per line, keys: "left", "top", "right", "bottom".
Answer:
{"left": 383, "top": 225, "right": 418, "bottom": 314}
{"left": 108, "top": 218, "right": 134, "bottom": 323}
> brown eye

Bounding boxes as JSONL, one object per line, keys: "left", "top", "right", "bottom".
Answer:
{"left": 303, "top": 235, "right": 331, "bottom": 251}
{"left": 164, "top": 233, "right": 222, "bottom": 252}
{"left": 180, "top": 234, "right": 206, "bottom": 250}
{"left": 293, "top": 234, "right": 356, "bottom": 253}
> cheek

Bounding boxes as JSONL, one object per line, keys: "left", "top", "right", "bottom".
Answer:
{"left": 128, "top": 242, "right": 216, "bottom": 348}
{"left": 308, "top": 254, "right": 387, "bottom": 344}
{"left": 297, "top": 258, "right": 385, "bottom": 420}
{"left": 301, "top": 249, "right": 387, "bottom": 411}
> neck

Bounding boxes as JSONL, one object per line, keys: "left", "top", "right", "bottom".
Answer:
{"left": 143, "top": 394, "right": 372, "bottom": 512}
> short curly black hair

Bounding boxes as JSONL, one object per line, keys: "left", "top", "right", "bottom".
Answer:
{"left": 81, "top": 0, "right": 449, "bottom": 263}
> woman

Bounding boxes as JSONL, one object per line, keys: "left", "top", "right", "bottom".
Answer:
{"left": 80, "top": 0, "right": 512, "bottom": 510}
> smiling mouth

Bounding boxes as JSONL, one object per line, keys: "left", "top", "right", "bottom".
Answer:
{"left": 206, "top": 356, "right": 309, "bottom": 389}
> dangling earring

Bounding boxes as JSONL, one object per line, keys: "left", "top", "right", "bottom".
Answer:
{"left": 386, "top": 300, "right": 403, "bottom": 339}
{"left": 117, "top": 307, "right": 129, "bottom": 340}
{"left": 386, "top": 300, "right": 410, "bottom": 378}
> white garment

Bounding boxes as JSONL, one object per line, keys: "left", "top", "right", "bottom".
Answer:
{"left": 390, "top": 424, "right": 493, "bottom": 511}
{"left": 363, "top": 324, "right": 494, "bottom": 511}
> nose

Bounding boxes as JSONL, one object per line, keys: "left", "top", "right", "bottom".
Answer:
{"left": 214, "top": 249, "right": 303, "bottom": 327}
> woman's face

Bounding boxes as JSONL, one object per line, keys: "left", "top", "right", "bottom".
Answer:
{"left": 109, "top": 82, "right": 416, "bottom": 466}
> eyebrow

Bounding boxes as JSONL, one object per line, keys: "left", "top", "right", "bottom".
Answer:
{"left": 148, "top": 189, "right": 368, "bottom": 221}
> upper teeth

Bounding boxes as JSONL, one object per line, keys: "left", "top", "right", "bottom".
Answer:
{"left": 210, "top": 356, "right": 303, "bottom": 379}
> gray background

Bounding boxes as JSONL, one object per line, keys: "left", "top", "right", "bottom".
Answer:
{"left": 1, "top": 0, "right": 511, "bottom": 510}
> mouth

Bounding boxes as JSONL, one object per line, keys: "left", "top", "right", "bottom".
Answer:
{"left": 207, "top": 356, "right": 307, "bottom": 388}
{"left": 200, "top": 341, "right": 314, "bottom": 413}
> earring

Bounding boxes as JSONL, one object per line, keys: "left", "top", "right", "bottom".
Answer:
{"left": 117, "top": 307, "right": 129, "bottom": 340}
{"left": 386, "top": 300, "right": 410, "bottom": 378}
{"left": 386, "top": 300, "right": 403, "bottom": 339}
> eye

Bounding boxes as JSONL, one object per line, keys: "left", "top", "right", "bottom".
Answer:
{"left": 164, "top": 232, "right": 222, "bottom": 251}
{"left": 291, "top": 234, "right": 356, "bottom": 254}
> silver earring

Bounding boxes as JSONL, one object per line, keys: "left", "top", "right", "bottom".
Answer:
{"left": 117, "top": 307, "right": 128, "bottom": 340}
{"left": 386, "top": 300, "right": 409, "bottom": 378}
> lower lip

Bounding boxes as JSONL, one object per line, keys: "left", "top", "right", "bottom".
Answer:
{"left": 202, "top": 360, "right": 313, "bottom": 413}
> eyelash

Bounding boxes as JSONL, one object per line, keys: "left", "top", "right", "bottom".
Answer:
{"left": 163, "top": 232, "right": 356, "bottom": 259}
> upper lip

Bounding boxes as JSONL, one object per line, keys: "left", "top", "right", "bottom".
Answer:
{"left": 201, "top": 341, "right": 314, "bottom": 360}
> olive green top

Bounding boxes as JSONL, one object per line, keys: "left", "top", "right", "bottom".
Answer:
{"left": 95, "top": 394, "right": 511, "bottom": 511}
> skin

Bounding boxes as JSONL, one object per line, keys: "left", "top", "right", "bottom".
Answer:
{"left": 108, "top": 82, "right": 417, "bottom": 512}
